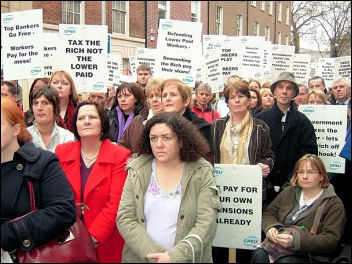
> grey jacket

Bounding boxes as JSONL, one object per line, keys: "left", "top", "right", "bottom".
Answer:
{"left": 116, "top": 154, "right": 220, "bottom": 263}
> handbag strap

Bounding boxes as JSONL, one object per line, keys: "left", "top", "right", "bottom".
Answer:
{"left": 310, "top": 199, "right": 328, "bottom": 235}
{"left": 27, "top": 181, "right": 38, "bottom": 211}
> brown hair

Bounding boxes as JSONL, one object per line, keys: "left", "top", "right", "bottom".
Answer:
{"left": 31, "top": 85, "right": 61, "bottom": 121}
{"left": 290, "top": 154, "right": 329, "bottom": 188}
{"left": 72, "top": 100, "right": 110, "bottom": 141}
{"left": 224, "top": 81, "right": 251, "bottom": 103}
{"left": 137, "top": 112, "right": 210, "bottom": 161}
{"left": 160, "top": 79, "right": 192, "bottom": 109}
{"left": 136, "top": 64, "right": 152, "bottom": 74}
{"left": 115, "top": 82, "right": 146, "bottom": 114}
{"left": 1, "top": 96, "right": 32, "bottom": 143}
{"left": 49, "top": 70, "right": 79, "bottom": 105}
{"left": 249, "top": 87, "right": 262, "bottom": 108}
{"left": 248, "top": 79, "right": 261, "bottom": 89}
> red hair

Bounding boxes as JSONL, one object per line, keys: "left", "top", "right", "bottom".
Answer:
{"left": 1, "top": 96, "right": 32, "bottom": 143}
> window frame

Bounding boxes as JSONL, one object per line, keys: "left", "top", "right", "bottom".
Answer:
{"left": 236, "top": 14, "right": 243, "bottom": 36}
{"left": 191, "top": 1, "right": 201, "bottom": 22}
{"left": 112, "top": 1, "right": 128, "bottom": 35}
{"left": 62, "top": 1, "right": 82, "bottom": 24}
{"left": 215, "top": 4, "right": 223, "bottom": 35}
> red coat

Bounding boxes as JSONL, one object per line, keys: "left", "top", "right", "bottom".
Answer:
{"left": 56, "top": 139, "right": 131, "bottom": 263}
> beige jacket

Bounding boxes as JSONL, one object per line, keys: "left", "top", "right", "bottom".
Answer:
{"left": 116, "top": 154, "right": 220, "bottom": 263}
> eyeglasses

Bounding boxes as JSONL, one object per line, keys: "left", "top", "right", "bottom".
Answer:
{"left": 297, "top": 170, "right": 319, "bottom": 176}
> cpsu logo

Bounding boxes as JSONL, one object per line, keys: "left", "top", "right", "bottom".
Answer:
{"left": 303, "top": 107, "right": 314, "bottom": 115}
{"left": 329, "top": 162, "right": 342, "bottom": 170}
{"left": 3, "top": 15, "right": 13, "bottom": 24}
{"left": 213, "top": 167, "right": 223, "bottom": 177}
{"left": 137, "top": 49, "right": 145, "bottom": 55}
{"left": 214, "top": 43, "right": 222, "bottom": 48}
{"left": 182, "top": 76, "right": 193, "bottom": 84}
{"left": 30, "top": 67, "right": 42, "bottom": 76}
{"left": 93, "top": 82, "right": 104, "bottom": 91}
{"left": 64, "top": 27, "right": 76, "bottom": 36}
{"left": 243, "top": 236, "right": 259, "bottom": 247}
{"left": 161, "top": 21, "right": 173, "bottom": 30}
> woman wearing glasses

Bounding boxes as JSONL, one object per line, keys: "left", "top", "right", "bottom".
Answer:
{"left": 251, "top": 154, "right": 346, "bottom": 263}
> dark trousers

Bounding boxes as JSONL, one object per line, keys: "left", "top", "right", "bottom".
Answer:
{"left": 251, "top": 248, "right": 312, "bottom": 263}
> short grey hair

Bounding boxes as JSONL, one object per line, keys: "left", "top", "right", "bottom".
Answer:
{"left": 195, "top": 83, "right": 212, "bottom": 95}
{"left": 332, "top": 77, "right": 350, "bottom": 88}
{"left": 298, "top": 83, "right": 309, "bottom": 93}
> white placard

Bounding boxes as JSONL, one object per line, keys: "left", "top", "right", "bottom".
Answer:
{"left": 157, "top": 19, "right": 202, "bottom": 51}
{"left": 292, "top": 53, "right": 311, "bottom": 84}
{"left": 205, "top": 51, "right": 224, "bottom": 93}
{"left": 271, "top": 45, "right": 295, "bottom": 80}
{"left": 212, "top": 164, "right": 262, "bottom": 250}
{"left": 240, "top": 36, "right": 265, "bottom": 79}
{"left": 335, "top": 56, "right": 351, "bottom": 79}
{"left": 202, "top": 35, "right": 225, "bottom": 56}
{"left": 262, "top": 41, "right": 272, "bottom": 80}
{"left": 136, "top": 47, "right": 157, "bottom": 74}
{"left": 107, "top": 53, "right": 121, "bottom": 88}
{"left": 221, "top": 36, "right": 241, "bottom": 83}
{"left": 317, "top": 58, "right": 335, "bottom": 88}
{"left": 2, "top": 9, "right": 44, "bottom": 80}
{"left": 129, "top": 56, "right": 137, "bottom": 78}
{"left": 43, "top": 33, "right": 60, "bottom": 78}
{"left": 310, "top": 62, "right": 318, "bottom": 78}
{"left": 59, "top": 24, "right": 108, "bottom": 93}
{"left": 299, "top": 105, "right": 347, "bottom": 173}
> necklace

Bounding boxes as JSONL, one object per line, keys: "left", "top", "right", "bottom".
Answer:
{"left": 81, "top": 148, "right": 99, "bottom": 168}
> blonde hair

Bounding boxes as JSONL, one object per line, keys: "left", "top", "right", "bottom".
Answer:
{"left": 306, "top": 89, "right": 329, "bottom": 104}
{"left": 145, "top": 78, "right": 164, "bottom": 96}
{"left": 260, "top": 88, "right": 273, "bottom": 97}
{"left": 49, "top": 70, "right": 79, "bottom": 105}
{"left": 290, "top": 154, "right": 329, "bottom": 188}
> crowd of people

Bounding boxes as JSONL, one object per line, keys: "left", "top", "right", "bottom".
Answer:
{"left": 1, "top": 63, "right": 351, "bottom": 263}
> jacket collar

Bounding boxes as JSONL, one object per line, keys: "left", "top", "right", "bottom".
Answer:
{"left": 14, "top": 142, "right": 40, "bottom": 162}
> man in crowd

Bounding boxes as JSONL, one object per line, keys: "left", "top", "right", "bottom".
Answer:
{"left": 255, "top": 72, "right": 318, "bottom": 204}
{"left": 136, "top": 64, "right": 152, "bottom": 91}
{"left": 1, "top": 81, "right": 23, "bottom": 114}
{"left": 308, "top": 76, "right": 327, "bottom": 94}
{"left": 89, "top": 91, "right": 107, "bottom": 107}
{"left": 105, "top": 84, "right": 116, "bottom": 111}
{"left": 294, "top": 83, "right": 309, "bottom": 106}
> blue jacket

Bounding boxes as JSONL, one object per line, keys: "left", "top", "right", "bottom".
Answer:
{"left": 1, "top": 142, "right": 76, "bottom": 252}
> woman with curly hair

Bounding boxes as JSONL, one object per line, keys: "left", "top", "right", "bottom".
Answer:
{"left": 117, "top": 112, "right": 220, "bottom": 263}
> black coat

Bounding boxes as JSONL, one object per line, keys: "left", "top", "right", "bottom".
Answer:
{"left": 1, "top": 142, "right": 76, "bottom": 252}
{"left": 254, "top": 101, "right": 318, "bottom": 188}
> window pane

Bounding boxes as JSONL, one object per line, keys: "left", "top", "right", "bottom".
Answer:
{"left": 121, "top": 22, "right": 125, "bottom": 34}
{"left": 121, "top": 1, "right": 126, "bottom": 11}
{"left": 67, "top": 12, "right": 73, "bottom": 24}
{"left": 74, "top": 14, "right": 79, "bottom": 24}
{"left": 159, "top": 1, "right": 166, "bottom": 8}
{"left": 159, "top": 9, "right": 166, "bottom": 19}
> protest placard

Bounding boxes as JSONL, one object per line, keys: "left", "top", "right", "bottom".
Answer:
{"left": 107, "top": 53, "right": 121, "bottom": 88}
{"left": 59, "top": 24, "right": 108, "bottom": 93}
{"left": 157, "top": 19, "right": 202, "bottom": 51}
{"left": 262, "top": 41, "right": 272, "bottom": 81}
{"left": 2, "top": 9, "right": 44, "bottom": 80}
{"left": 299, "top": 105, "right": 347, "bottom": 173}
{"left": 271, "top": 44, "right": 295, "bottom": 80}
{"left": 135, "top": 47, "right": 157, "bottom": 74}
{"left": 204, "top": 51, "right": 224, "bottom": 93}
{"left": 43, "top": 33, "right": 60, "bottom": 78}
{"left": 240, "top": 36, "right": 265, "bottom": 80}
{"left": 293, "top": 53, "right": 311, "bottom": 84}
{"left": 221, "top": 36, "right": 241, "bottom": 83}
{"left": 129, "top": 56, "right": 137, "bottom": 78}
{"left": 212, "top": 164, "right": 262, "bottom": 250}
{"left": 310, "top": 62, "right": 318, "bottom": 78}
{"left": 335, "top": 56, "right": 351, "bottom": 79}
{"left": 317, "top": 58, "right": 335, "bottom": 88}
{"left": 202, "top": 34, "right": 224, "bottom": 55}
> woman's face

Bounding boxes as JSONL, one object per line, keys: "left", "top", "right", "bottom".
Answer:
{"left": 162, "top": 84, "right": 189, "bottom": 115}
{"left": 117, "top": 89, "right": 137, "bottom": 114}
{"left": 249, "top": 81, "right": 260, "bottom": 90}
{"left": 307, "top": 94, "right": 325, "bottom": 105}
{"left": 33, "top": 95, "right": 55, "bottom": 125}
{"left": 150, "top": 123, "right": 181, "bottom": 163}
{"left": 249, "top": 90, "right": 258, "bottom": 110}
{"left": 227, "top": 89, "right": 250, "bottom": 116}
{"left": 34, "top": 80, "right": 47, "bottom": 89}
{"left": 147, "top": 88, "right": 163, "bottom": 115}
{"left": 1, "top": 111, "right": 19, "bottom": 152}
{"left": 262, "top": 93, "right": 274, "bottom": 109}
{"left": 196, "top": 88, "right": 211, "bottom": 107}
{"left": 296, "top": 161, "right": 323, "bottom": 191}
{"left": 76, "top": 105, "right": 102, "bottom": 140}
{"left": 50, "top": 74, "right": 71, "bottom": 100}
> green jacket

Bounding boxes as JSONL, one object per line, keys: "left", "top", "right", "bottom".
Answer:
{"left": 262, "top": 184, "right": 346, "bottom": 262}
{"left": 117, "top": 154, "right": 220, "bottom": 263}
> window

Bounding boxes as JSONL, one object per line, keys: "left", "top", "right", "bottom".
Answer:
{"left": 253, "top": 21, "right": 259, "bottom": 36}
{"left": 277, "top": 31, "right": 281, "bottom": 44}
{"left": 112, "top": 1, "right": 127, "bottom": 34}
{"left": 264, "top": 26, "right": 270, "bottom": 41}
{"left": 261, "top": 1, "right": 265, "bottom": 11}
{"left": 236, "top": 14, "right": 243, "bottom": 36}
{"left": 158, "top": 1, "right": 170, "bottom": 24}
{"left": 122, "top": 58, "right": 130, "bottom": 75}
{"left": 285, "top": 6, "right": 290, "bottom": 25}
{"left": 278, "top": 2, "right": 282, "bottom": 22}
{"left": 215, "top": 5, "right": 223, "bottom": 35}
{"left": 251, "top": 1, "right": 256, "bottom": 7}
{"left": 191, "top": 1, "right": 201, "bottom": 22}
{"left": 268, "top": 1, "right": 273, "bottom": 15}
{"left": 285, "top": 35, "right": 289, "bottom": 45}
{"left": 62, "top": 1, "right": 81, "bottom": 24}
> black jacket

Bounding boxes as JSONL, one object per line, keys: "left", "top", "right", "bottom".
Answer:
{"left": 1, "top": 142, "right": 76, "bottom": 252}
{"left": 254, "top": 101, "right": 318, "bottom": 188}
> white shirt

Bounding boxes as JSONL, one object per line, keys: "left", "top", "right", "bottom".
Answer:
{"left": 28, "top": 122, "right": 75, "bottom": 153}
{"left": 144, "top": 159, "right": 183, "bottom": 250}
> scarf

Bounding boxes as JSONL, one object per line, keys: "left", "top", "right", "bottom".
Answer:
{"left": 57, "top": 100, "right": 75, "bottom": 133}
{"left": 220, "top": 111, "right": 252, "bottom": 164}
{"left": 116, "top": 106, "right": 134, "bottom": 142}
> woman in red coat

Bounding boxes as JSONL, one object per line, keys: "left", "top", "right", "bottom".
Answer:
{"left": 56, "top": 100, "right": 131, "bottom": 262}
